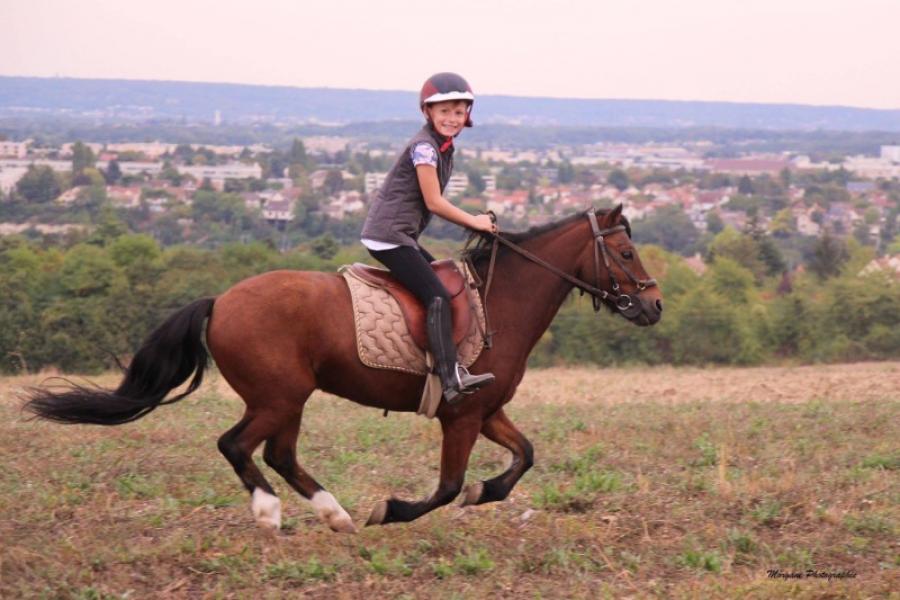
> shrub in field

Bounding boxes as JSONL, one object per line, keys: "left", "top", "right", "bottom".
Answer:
{"left": 675, "top": 546, "right": 723, "bottom": 573}
{"left": 265, "top": 558, "right": 337, "bottom": 583}
{"left": 844, "top": 513, "right": 896, "bottom": 536}
{"left": 860, "top": 452, "right": 900, "bottom": 471}
{"left": 750, "top": 499, "right": 783, "bottom": 526}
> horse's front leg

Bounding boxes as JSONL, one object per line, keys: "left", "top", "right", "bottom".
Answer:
{"left": 461, "top": 408, "right": 534, "bottom": 506}
{"left": 366, "top": 414, "right": 481, "bottom": 525}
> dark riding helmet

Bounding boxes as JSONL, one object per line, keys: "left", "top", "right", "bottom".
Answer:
{"left": 419, "top": 72, "right": 475, "bottom": 127}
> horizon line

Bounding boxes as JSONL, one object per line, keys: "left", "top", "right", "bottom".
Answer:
{"left": 2, "top": 73, "right": 899, "bottom": 113}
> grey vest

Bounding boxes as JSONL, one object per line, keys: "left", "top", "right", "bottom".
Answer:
{"left": 361, "top": 125, "right": 454, "bottom": 247}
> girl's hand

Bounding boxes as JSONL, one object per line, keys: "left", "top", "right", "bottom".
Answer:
{"left": 471, "top": 214, "right": 498, "bottom": 233}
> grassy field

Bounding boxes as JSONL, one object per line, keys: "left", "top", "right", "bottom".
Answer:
{"left": 1, "top": 363, "right": 898, "bottom": 599}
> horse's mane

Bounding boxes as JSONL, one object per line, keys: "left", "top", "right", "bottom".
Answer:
{"left": 461, "top": 208, "right": 631, "bottom": 265}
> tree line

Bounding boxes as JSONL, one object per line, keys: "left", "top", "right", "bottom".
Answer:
{"left": 1, "top": 222, "right": 897, "bottom": 374}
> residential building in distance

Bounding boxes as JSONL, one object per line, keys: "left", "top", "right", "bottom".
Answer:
{"left": 323, "top": 190, "right": 366, "bottom": 220}
{"left": 0, "top": 141, "right": 28, "bottom": 158}
{"left": 106, "top": 186, "right": 142, "bottom": 209}
{"left": 1, "top": 158, "right": 71, "bottom": 172}
{"left": 262, "top": 194, "right": 296, "bottom": 225}
{"left": 0, "top": 167, "right": 28, "bottom": 193}
{"left": 364, "top": 172, "right": 387, "bottom": 194}
{"left": 445, "top": 173, "right": 469, "bottom": 198}
{"left": 705, "top": 157, "right": 790, "bottom": 175}
{"left": 881, "top": 145, "right": 900, "bottom": 163}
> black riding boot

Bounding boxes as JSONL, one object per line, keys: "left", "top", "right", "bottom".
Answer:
{"left": 427, "top": 297, "right": 495, "bottom": 404}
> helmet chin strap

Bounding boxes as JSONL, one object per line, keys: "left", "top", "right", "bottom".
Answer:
{"left": 423, "top": 111, "right": 456, "bottom": 153}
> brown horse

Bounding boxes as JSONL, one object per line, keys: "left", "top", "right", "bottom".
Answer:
{"left": 25, "top": 205, "right": 662, "bottom": 533}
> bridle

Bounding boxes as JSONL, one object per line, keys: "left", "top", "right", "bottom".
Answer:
{"left": 465, "top": 209, "right": 658, "bottom": 347}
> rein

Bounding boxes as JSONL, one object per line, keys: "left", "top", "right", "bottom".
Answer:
{"left": 466, "top": 209, "right": 658, "bottom": 348}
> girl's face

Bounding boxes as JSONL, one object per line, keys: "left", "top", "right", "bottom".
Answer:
{"left": 424, "top": 101, "right": 470, "bottom": 137}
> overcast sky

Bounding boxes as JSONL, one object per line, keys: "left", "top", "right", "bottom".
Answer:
{"left": 3, "top": 0, "right": 899, "bottom": 109}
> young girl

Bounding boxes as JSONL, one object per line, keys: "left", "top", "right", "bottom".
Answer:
{"left": 360, "top": 72, "right": 496, "bottom": 404}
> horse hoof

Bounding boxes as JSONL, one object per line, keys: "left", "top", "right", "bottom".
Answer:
{"left": 329, "top": 514, "right": 358, "bottom": 534}
{"left": 461, "top": 482, "right": 484, "bottom": 507}
{"left": 251, "top": 488, "right": 282, "bottom": 530}
{"left": 366, "top": 501, "right": 388, "bottom": 526}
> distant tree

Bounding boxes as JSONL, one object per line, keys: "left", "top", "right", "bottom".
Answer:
{"left": 324, "top": 170, "right": 344, "bottom": 195}
{"left": 779, "top": 167, "right": 792, "bottom": 188}
{"left": 161, "top": 164, "right": 184, "bottom": 186}
{"left": 705, "top": 211, "right": 724, "bottom": 234}
{"left": 757, "top": 235, "right": 787, "bottom": 276}
{"left": 266, "top": 154, "right": 288, "bottom": 179}
{"left": 496, "top": 165, "right": 523, "bottom": 190}
{"left": 607, "top": 169, "right": 629, "bottom": 191}
{"left": 557, "top": 161, "right": 575, "bottom": 184}
{"left": 708, "top": 227, "right": 766, "bottom": 281}
{"left": 632, "top": 205, "right": 700, "bottom": 255}
{"left": 698, "top": 172, "right": 732, "bottom": 189}
{"left": 311, "top": 233, "right": 339, "bottom": 259}
{"left": 71, "top": 141, "right": 95, "bottom": 174}
{"left": 737, "top": 175, "right": 754, "bottom": 195}
{"left": 880, "top": 206, "right": 899, "bottom": 247}
{"left": 467, "top": 171, "right": 486, "bottom": 194}
{"left": 16, "top": 165, "right": 61, "bottom": 203}
{"left": 852, "top": 221, "right": 872, "bottom": 246}
{"left": 808, "top": 231, "right": 849, "bottom": 280}
{"left": 104, "top": 159, "right": 122, "bottom": 184}
{"left": 174, "top": 144, "right": 194, "bottom": 162}
{"left": 770, "top": 208, "right": 796, "bottom": 238}
{"left": 224, "top": 179, "right": 248, "bottom": 193}
{"left": 290, "top": 138, "right": 309, "bottom": 166}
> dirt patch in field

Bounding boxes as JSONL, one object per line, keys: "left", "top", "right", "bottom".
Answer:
{"left": 517, "top": 361, "right": 899, "bottom": 406}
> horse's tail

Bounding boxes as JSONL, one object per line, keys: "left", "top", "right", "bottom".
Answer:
{"left": 24, "top": 297, "right": 216, "bottom": 426}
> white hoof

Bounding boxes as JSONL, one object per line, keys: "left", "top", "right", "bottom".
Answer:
{"left": 366, "top": 500, "right": 388, "bottom": 526}
{"left": 461, "top": 482, "right": 484, "bottom": 507}
{"left": 251, "top": 488, "right": 282, "bottom": 530}
{"left": 309, "top": 491, "right": 356, "bottom": 534}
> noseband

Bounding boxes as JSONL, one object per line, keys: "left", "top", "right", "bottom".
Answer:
{"left": 468, "top": 209, "right": 658, "bottom": 347}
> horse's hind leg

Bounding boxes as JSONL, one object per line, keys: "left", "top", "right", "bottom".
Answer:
{"left": 461, "top": 408, "right": 534, "bottom": 506}
{"left": 263, "top": 413, "right": 356, "bottom": 533}
{"left": 217, "top": 413, "right": 284, "bottom": 530}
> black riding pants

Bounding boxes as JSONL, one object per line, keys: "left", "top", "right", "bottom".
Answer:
{"left": 367, "top": 245, "right": 450, "bottom": 307}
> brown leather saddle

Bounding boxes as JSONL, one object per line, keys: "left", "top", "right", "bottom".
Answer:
{"left": 347, "top": 259, "right": 472, "bottom": 351}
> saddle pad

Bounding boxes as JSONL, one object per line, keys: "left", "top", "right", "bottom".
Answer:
{"left": 340, "top": 262, "right": 486, "bottom": 376}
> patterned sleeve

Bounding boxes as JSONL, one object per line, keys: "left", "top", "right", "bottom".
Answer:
{"left": 410, "top": 142, "right": 438, "bottom": 168}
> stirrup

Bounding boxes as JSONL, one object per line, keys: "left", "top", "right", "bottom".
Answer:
{"left": 444, "top": 365, "right": 495, "bottom": 405}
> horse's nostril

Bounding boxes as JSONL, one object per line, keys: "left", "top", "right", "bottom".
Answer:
{"left": 655, "top": 299, "right": 663, "bottom": 313}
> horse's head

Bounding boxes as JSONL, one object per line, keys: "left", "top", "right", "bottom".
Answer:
{"left": 576, "top": 205, "right": 663, "bottom": 326}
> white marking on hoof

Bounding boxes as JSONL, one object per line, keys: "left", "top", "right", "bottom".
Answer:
{"left": 309, "top": 491, "right": 356, "bottom": 533}
{"left": 251, "top": 488, "right": 282, "bottom": 530}
{"left": 366, "top": 500, "right": 389, "bottom": 527}
{"left": 461, "top": 482, "right": 484, "bottom": 507}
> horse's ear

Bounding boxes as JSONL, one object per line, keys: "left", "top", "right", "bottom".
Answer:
{"left": 604, "top": 203, "right": 623, "bottom": 225}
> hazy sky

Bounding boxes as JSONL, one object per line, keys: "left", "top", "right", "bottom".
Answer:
{"left": 3, "top": 0, "right": 899, "bottom": 109}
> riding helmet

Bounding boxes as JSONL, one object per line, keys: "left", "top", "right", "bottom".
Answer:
{"left": 419, "top": 72, "right": 475, "bottom": 127}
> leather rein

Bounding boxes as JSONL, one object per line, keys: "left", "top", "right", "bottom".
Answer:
{"left": 465, "top": 209, "right": 658, "bottom": 348}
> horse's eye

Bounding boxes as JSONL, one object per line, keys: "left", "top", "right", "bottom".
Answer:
{"left": 622, "top": 250, "right": 634, "bottom": 260}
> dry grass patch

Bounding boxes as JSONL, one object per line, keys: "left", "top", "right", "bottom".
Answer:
{"left": 1, "top": 363, "right": 897, "bottom": 598}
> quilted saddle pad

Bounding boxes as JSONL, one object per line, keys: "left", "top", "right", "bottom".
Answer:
{"left": 340, "top": 262, "right": 486, "bottom": 376}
